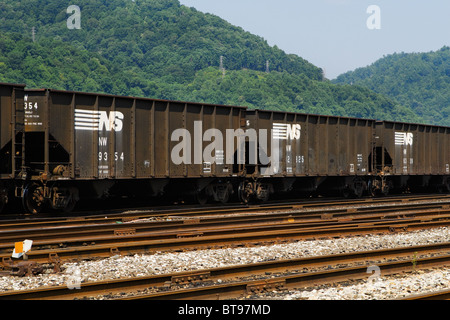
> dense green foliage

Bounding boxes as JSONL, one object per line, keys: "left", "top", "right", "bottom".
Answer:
{"left": 0, "top": 0, "right": 323, "bottom": 84}
{"left": 334, "top": 47, "right": 450, "bottom": 126}
{"left": 0, "top": 0, "right": 426, "bottom": 124}
{"left": 178, "top": 68, "right": 418, "bottom": 121}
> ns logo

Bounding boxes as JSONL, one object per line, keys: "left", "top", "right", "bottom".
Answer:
{"left": 395, "top": 132, "right": 413, "bottom": 146}
{"left": 75, "top": 109, "right": 124, "bottom": 132}
{"left": 272, "top": 123, "right": 301, "bottom": 140}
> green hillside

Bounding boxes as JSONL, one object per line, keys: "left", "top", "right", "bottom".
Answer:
{"left": 0, "top": 0, "right": 421, "bottom": 123}
{"left": 178, "top": 67, "right": 417, "bottom": 121}
{"left": 0, "top": 0, "right": 323, "bottom": 84}
{"left": 334, "top": 47, "right": 450, "bottom": 126}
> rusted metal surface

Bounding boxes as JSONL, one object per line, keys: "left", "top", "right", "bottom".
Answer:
{"left": 128, "top": 253, "right": 450, "bottom": 300}
{"left": 0, "top": 195, "right": 445, "bottom": 242}
{"left": 0, "top": 199, "right": 450, "bottom": 252}
{"left": 402, "top": 289, "right": 450, "bottom": 300}
{"left": 377, "top": 121, "right": 450, "bottom": 176}
{"left": 0, "top": 83, "right": 26, "bottom": 178}
{"left": 18, "top": 88, "right": 250, "bottom": 212}
{"left": 1, "top": 207, "right": 450, "bottom": 265}
{"left": 1, "top": 242, "right": 449, "bottom": 300}
{"left": 23, "top": 89, "right": 245, "bottom": 180}
{"left": 171, "top": 271, "right": 211, "bottom": 285}
{"left": 246, "top": 110, "right": 374, "bottom": 178}
{"left": 0, "top": 83, "right": 26, "bottom": 214}
{"left": 243, "top": 110, "right": 376, "bottom": 200}
{"left": 0, "top": 82, "right": 449, "bottom": 213}
{"left": 0, "top": 258, "right": 43, "bottom": 277}
{"left": 374, "top": 121, "right": 450, "bottom": 194}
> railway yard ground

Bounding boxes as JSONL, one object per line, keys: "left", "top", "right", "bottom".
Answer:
{"left": 0, "top": 194, "right": 449, "bottom": 303}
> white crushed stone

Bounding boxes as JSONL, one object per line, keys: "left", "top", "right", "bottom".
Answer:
{"left": 0, "top": 226, "right": 449, "bottom": 300}
{"left": 271, "top": 268, "right": 450, "bottom": 300}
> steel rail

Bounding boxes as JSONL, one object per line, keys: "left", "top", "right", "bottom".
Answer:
{"left": 0, "top": 215, "right": 450, "bottom": 265}
{"left": 0, "top": 205, "right": 449, "bottom": 250}
{"left": 124, "top": 254, "right": 450, "bottom": 300}
{"left": 0, "top": 199, "right": 449, "bottom": 251}
{"left": 2, "top": 194, "right": 449, "bottom": 228}
{"left": 401, "top": 289, "right": 450, "bottom": 300}
{"left": 1, "top": 242, "right": 449, "bottom": 300}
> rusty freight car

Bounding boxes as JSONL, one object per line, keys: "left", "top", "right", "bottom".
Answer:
{"left": 0, "top": 83, "right": 25, "bottom": 212}
{"left": 20, "top": 89, "right": 247, "bottom": 213}
{"left": 373, "top": 120, "right": 450, "bottom": 194}
{"left": 1, "top": 83, "right": 449, "bottom": 214}
{"left": 240, "top": 109, "right": 375, "bottom": 202}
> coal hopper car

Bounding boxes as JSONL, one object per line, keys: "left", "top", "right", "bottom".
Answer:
{"left": 19, "top": 89, "right": 246, "bottom": 213}
{"left": 0, "top": 83, "right": 25, "bottom": 212}
{"left": 1, "top": 83, "right": 448, "bottom": 214}
{"left": 371, "top": 120, "right": 450, "bottom": 195}
{"left": 240, "top": 109, "right": 375, "bottom": 202}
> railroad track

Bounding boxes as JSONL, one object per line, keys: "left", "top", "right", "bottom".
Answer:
{"left": 402, "top": 289, "right": 450, "bottom": 300}
{"left": 0, "top": 242, "right": 449, "bottom": 300}
{"left": 1, "top": 194, "right": 449, "bottom": 301}
{"left": 1, "top": 201, "right": 449, "bottom": 247}
{"left": 3, "top": 193, "right": 449, "bottom": 225}
{"left": 1, "top": 195, "right": 450, "bottom": 244}
{"left": 0, "top": 196, "right": 450, "bottom": 264}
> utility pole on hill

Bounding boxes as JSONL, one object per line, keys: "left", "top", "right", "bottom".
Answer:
{"left": 31, "top": 27, "right": 36, "bottom": 42}
{"left": 220, "top": 56, "right": 225, "bottom": 78}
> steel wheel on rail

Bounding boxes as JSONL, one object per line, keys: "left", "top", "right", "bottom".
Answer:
{"left": 238, "top": 182, "right": 252, "bottom": 204}
{"left": 440, "top": 177, "right": 450, "bottom": 193}
{"left": 353, "top": 178, "right": 365, "bottom": 198}
{"left": 22, "top": 183, "right": 46, "bottom": 214}
{"left": 0, "top": 187, "right": 7, "bottom": 214}
{"left": 196, "top": 189, "right": 208, "bottom": 205}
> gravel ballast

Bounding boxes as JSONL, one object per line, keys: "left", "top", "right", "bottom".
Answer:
{"left": 0, "top": 227, "right": 449, "bottom": 299}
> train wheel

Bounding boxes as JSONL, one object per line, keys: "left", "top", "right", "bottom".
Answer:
{"left": 218, "top": 187, "right": 230, "bottom": 204}
{"left": 441, "top": 177, "right": 450, "bottom": 193}
{"left": 0, "top": 188, "right": 7, "bottom": 214}
{"left": 353, "top": 178, "right": 365, "bottom": 198}
{"left": 342, "top": 187, "right": 351, "bottom": 198}
{"left": 51, "top": 187, "right": 79, "bottom": 213}
{"left": 238, "top": 182, "right": 251, "bottom": 204}
{"left": 381, "top": 182, "right": 391, "bottom": 196}
{"left": 63, "top": 195, "right": 78, "bottom": 213}
{"left": 368, "top": 178, "right": 388, "bottom": 197}
{"left": 196, "top": 189, "right": 208, "bottom": 205}
{"left": 256, "top": 183, "right": 270, "bottom": 202}
{"left": 368, "top": 184, "right": 377, "bottom": 197}
{"left": 22, "top": 183, "right": 46, "bottom": 214}
{"left": 354, "top": 187, "right": 364, "bottom": 198}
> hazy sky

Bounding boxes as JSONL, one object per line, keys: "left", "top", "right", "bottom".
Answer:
{"left": 179, "top": 0, "right": 450, "bottom": 79}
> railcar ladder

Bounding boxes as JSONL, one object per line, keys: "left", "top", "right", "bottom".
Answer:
{"left": 12, "top": 91, "right": 25, "bottom": 177}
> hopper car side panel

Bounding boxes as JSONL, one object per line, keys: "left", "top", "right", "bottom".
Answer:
{"left": 241, "top": 110, "right": 375, "bottom": 201}
{"left": 376, "top": 121, "right": 450, "bottom": 192}
{"left": 0, "top": 83, "right": 25, "bottom": 211}
{"left": 0, "top": 82, "right": 448, "bottom": 214}
{"left": 1, "top": 83, "right": 25, "bottom": 179}
{"left": 20, "top": 89, "right": 246, "bottom": 212}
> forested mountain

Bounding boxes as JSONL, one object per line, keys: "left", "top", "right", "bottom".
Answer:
{"left": 0, "top": 0, "right": 423, "bottom": 123}
{"left": 180, "top": 68, "right": 416, "bottom": 121}
{"left": 0, "top": 0, "right": 322, "bottom": 85}
{"left": 334, "top": 47, "right": 450, "bottom": 126}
